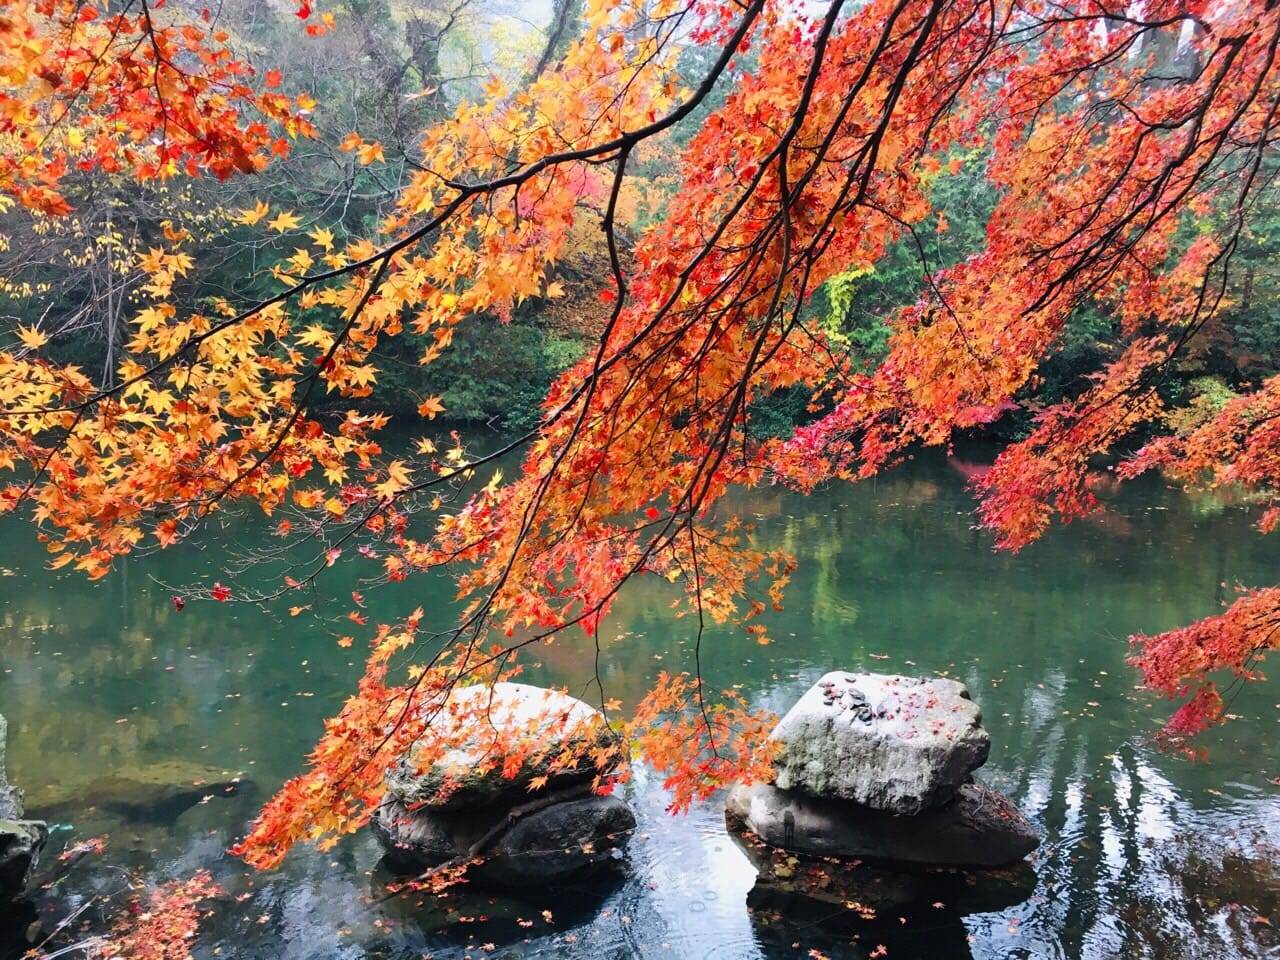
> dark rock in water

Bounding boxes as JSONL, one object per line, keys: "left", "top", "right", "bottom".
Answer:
{"left": 0, "top": 819, "right": 48, "bottom": 901}
{"left": 478, "top": 796, "right": 636, "bottom": 887}
{"left": 385, "top": 683, "right": 616, "bottom": 812}
{"left": 371, "top": 856, "right": 626, "bottom": 947}
{"left": 726, "top": 779, "right": 1038, "bottom": 868}
{"left": 771, "top": 672, "right": 991, "bottom": 814}
{"left": 0, "top": 713, "right": 47, "bottom": 903}
{"left": 375, "top": 794, "right": 636, "bottom": 887}
{"left": 374, "top": 798, "right": 466, "bottom": 865}
{"left": 729, "top": 816, "right": 1035, "bottom": 960}
{"left": 0, "top": 893, "right": 37, "bottom": 958}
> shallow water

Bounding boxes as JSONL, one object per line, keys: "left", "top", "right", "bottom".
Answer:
{"left": 1, "top": 450, "right": 1277, "bottom": 959}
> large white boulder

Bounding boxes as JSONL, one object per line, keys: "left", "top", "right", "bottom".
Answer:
{"left": 770, "top": 672, "right": 990, "bottom": 814}
{"left": 385, "top": 682, "right": 617, "bottom": 811}
{"left": 375, "top": 683, "right": 635, "bottom": 887}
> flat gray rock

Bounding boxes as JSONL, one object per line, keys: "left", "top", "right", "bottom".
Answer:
{"left": 385, "top": 683, "right": 615, "bottom": 811}
{"left": 726, "top": 780, "right": 1038, "bottom": 868}
{"left": 771, "top": 672, "right": 990, "bottom": 813}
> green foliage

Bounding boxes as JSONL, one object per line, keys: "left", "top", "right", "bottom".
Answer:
{"left": 1035, "top": 301, "right": 1116, "bottom": 407}
{"left": 749, "top": 155, "right": 999, "bottom": 437}
{"left": 820, "top": 266, "right": 892, "bottom": 365}
{"left": 363, "top": 317, "right": 585, "bottom": 430}
{"left": 819, "top": 151, "right": 998, "bottom": 364}
{"left": 747, "top": 386, "right": 813, "bottom": 439}
{"left": 1220, "top": 192, "right": 1280, "bottom": 372}
{"left": 1185, "top": 375, "right": 1240, "bottom": 412}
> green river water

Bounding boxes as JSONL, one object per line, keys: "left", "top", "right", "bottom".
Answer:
{"left": 0, "top": 448, "right": 1277, "bottom": 959}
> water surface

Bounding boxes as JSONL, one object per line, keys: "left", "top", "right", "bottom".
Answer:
{"left": 0, "top": 451, "right": 1277, "bottom": 959}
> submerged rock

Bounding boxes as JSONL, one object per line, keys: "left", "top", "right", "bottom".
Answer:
{"left": 771, "top": 671, "right": 990, "bottom": 814}
{"left": 726, "top": 779, "right": 1038, "bottom": 868}
{"left": 374, "top": 794, "right": 635, "bottom": 887}
{"left": 27, "top": 760, "right": 251, "bottom": 824}
{"left": 385, "top": 683, "right": 615, "bottom": 812}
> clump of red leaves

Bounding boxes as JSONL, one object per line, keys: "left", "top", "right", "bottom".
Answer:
{"left": 90, "top": 871, "right": 220, "bottom": 960}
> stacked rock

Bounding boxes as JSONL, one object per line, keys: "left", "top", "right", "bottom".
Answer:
{"left": 727, "top": 671, "right": 1038, "bottom": 868}
{"left": 0, "top": 712, "right": 48, "bottom": 903}
{"left": 373, "top": 683, "right": 635, "bottom": 887}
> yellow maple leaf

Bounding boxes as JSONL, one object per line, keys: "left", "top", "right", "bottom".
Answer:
{"left": 375, "top": 460, "right": 412, "bottom": 499}
{"left": 16, "top": 325, "right": 48, "bottom": 350}
{"left": 236, "top": 200, "right": 270, "bottom": 226}
{"left": 417, "top": 396, "right": 445, "bottom": 420}
{"left": 292, "top": 489, "right": 323, "bottom": 509}
{"left": 268, "top": 210, "right": 302, "bottom": 232}
{"left": 296, "top": 325, "right": 334, "bottom": 348}
{"left": 289, "top": 248, "right": 315, "bottom": 273}
{"left": 308, "top": 226, "right": 335, "bottom": 251}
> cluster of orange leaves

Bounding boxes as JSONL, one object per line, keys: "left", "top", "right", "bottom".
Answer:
{"left": 772, "top": 0, "right": 1280, "bottom": 732}
{"left": 628, "top": 672, "right": 779, "bottom": 813}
